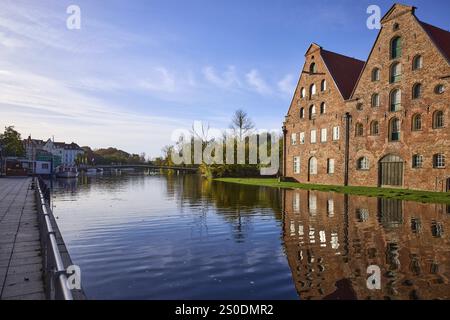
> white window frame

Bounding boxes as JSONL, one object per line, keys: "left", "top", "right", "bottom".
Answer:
{"left": 332, "top": 126, "right": 340, "bottom": 141}
{"left": 434, "top": 154, "right": 445, "bottom": 168}
{"left": 310, "top": 84, "right": 316, "bottom": 96}
{"left": 358, "top": 157, "right": 370, "bottom": 170}
{"left": 309, "top": 157, "right": 318, "bottom": 175}
{"left": 321, "top": 128, "right": 327, "bottom": 143}
{"left": 310, "top": 129, "right": 317, "bottom": 144}
{"left": 299, "top": 132, "right": 305, "bottom": 144}
{"left": 327, "top": 158, "right": 335, "bottom": 174}
{"left": 291, "top": 133, "right": 297, "bottom": 145}
{"left": 293, "top": 156, "right": 301, "bottom": 174}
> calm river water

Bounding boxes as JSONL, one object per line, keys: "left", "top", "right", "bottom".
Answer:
{"left": 50, "top": 173, "right": 450, "bottom": 300}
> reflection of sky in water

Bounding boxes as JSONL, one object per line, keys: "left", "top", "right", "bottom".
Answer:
{"left": 51, "top": 174, "right": 450, "bottom": 300}
{"left": 51, "top": 174, "right": 297, "bottom": 300}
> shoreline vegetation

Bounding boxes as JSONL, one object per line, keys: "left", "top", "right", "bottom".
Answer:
{"left": 214, "top": 178, "right": 450, "bottom": 205}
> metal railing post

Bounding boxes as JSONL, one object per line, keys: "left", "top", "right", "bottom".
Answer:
{"left": 34, "top": 177, "right": 74, "bottom": 300}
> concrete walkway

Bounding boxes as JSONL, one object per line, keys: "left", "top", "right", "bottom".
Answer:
{"left": 0, "top": 177, "right": 45, "bottom": 300}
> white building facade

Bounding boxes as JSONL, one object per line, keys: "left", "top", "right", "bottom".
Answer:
{"left": 43, "top": 140, "right": 84, "bottom": 166}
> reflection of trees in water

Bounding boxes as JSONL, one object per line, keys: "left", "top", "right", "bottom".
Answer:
{"left": 164, "top": 174, "right": 283, "bottom": 241}
{"left": 164, "top": 174, "right": 282, "bottom": 214}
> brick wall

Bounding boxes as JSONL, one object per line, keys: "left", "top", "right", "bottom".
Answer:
{"left": 347, "top": 5, "right": 450, "bottom": 191}
{"left": 284, "top": 44, "right": 347, "bottom": 186}
{"left": 284, "top": 4, "right": 450, "bottom": 192}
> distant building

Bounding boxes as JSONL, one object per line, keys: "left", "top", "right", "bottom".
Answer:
{"left": 23, "top": 135, "right": 84, "bottom": 171}
{"left": 23, "top": 136, "right": 45, "bottom": 162}
{"left": 283, "top": 4, "right": 450, "bottom": 192}
{"left": 19, "top": 158, "right": 52, "bottom": 175}
{"left": 23, "top": 136, "right": 63, "bottom": 173}
{"left": 42, "top": 139, "right": 84, "bottom": 166}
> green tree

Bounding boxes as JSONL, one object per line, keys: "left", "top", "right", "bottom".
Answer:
{"left": 0, "top": 126, "right": 25, "bottom": 157}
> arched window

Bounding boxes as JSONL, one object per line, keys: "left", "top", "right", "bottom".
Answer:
{"left": 391, "top": 36, "right": 402, "bottom": 59}
{"left": 390, "top": 62, "right": 402, "bottom": 83}
{"left": 412, "top": 155, "right": 423, "bottom": 168}
{"left": 309, "top": 157, "right": 318, "bottom": 175}
{"left": 433, "top": 154, "right": 445, "bottom": 168}
{"left": 300, "top": 87, "right": 305, "bottom": 98}
{"left": 309, "top": 84, "right": 316, "bottom": 97}
{"left": 321, "top": 79, "right": 327, "bottom": 91}
{"left": 433, "top": 111, "right": 444, "bottom": 129}
{"left": 370, "top": 121, "right": 379, "bottom": 135}
{"left": 412, "top": 83, "right": 422, "bottom": 99}
{"left": 320, "top": 102, "right": 326, "bottom": 114}
{"left": 300, "top": 107, "right": 305, "bottom": 119}
{"left": 371, "top": 93, "right": 380, "bottom": 108}
{"left": 357, "top": 157, "right": 369, "bottom": 170}
{"left": 309, "top": 105, "right": 316, "bottom": 120}
{"left": 310, "top": 63, "right": 316, "bottom": 74}
{"left": 389, "top": 117, "right": 401, "bottom": 141}
{"left": 390, "top": 89, "right": 401, "bottom": 111}
{"left": 412, "top": 55, "right": 423, "bottom": 70}
{"left": 412, "top": 114, "right": 422, "bottom": 131}
{"left": 355, "top": 123, "right": 364, "bottom": 137}
{"left": 371, "top": 68, "right": 380, "bottom": 82}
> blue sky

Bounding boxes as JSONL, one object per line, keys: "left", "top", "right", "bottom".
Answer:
{"left": 0, "top": 0, "right": 448, "bottom": 157}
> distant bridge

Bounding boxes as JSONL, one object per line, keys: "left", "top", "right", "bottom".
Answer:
{"left": 85, "top": 164, "right": 198, "bottom": 172}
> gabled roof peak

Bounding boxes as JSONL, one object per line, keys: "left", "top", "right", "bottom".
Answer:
{"left": 381, "top": 3, "right": 416, "bottom": 23}
{"left": 304, "top": 43, "right": 322, "bottom": 56}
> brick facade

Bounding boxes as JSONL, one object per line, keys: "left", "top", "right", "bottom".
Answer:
{"left": 283, "top": 44, "right": 362, "bottom": 186}
{"left": 283, "top": 4, "right": 450, "bottom": 192}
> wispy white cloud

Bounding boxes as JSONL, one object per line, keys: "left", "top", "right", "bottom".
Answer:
{"left": 0, "top": 0, "right": 155, "bottom": 54}
{"left": 0, "top": 31, "right": 26, "bottom": 49}
{"left": 202, "top": 66, "right": 282, "bottom": 97}
{"left": 277, "top": 74, "right": 296, "bottom": 97}
{"left": 139, "top": 67, "right": 177, "bottom": 93}
{"left": 0, "top": 67, "right": 188, "bottom": 156}
{"left": 0, "top": 1, "right": 290, "bottom": 156}
{"left": 202, "top": 66, "right": 242, "bottom": 89}
{"left": 245, "top": 69, "right": 272, "bottom": 95}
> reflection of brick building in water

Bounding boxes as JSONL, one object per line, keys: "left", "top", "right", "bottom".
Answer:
{"left": 282, "top": 189, "right": 450, "bottom": 300}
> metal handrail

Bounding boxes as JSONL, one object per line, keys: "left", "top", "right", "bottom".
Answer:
{"left": 34, "top": 177, "right": 73, "bottom": 300}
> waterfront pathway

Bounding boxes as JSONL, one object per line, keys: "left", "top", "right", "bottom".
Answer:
{"left": 0, "top": 177, "right": 45, "bottom": 300}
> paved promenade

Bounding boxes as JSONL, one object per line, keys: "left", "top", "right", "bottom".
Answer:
{"left": 0, "top": 177, "right": 45, "bottom": 300}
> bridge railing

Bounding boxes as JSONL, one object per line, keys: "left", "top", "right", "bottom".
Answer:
{"left": 34, "top": 177, "right": 74, "bottom": 300}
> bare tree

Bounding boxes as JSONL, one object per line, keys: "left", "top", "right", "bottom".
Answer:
{"left": 190, "top": 122, "right": 213, "bottom": 145}
{"left": 230, "top": 109, "right": 254, "bottom": 141}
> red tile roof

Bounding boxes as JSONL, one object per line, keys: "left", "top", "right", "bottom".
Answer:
{"left": 419, "top": 21, "right": 450, "bottom": 63}
{"left": 321, "top": 50, "right": 365, "bottom": 100}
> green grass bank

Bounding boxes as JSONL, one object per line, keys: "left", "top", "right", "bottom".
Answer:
{"left": 214, "top": 178, "right": 450, "bottom": 204}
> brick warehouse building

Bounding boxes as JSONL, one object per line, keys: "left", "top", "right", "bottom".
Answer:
{"left": 283, "top": 3, "right": 450, "bottom": 192}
